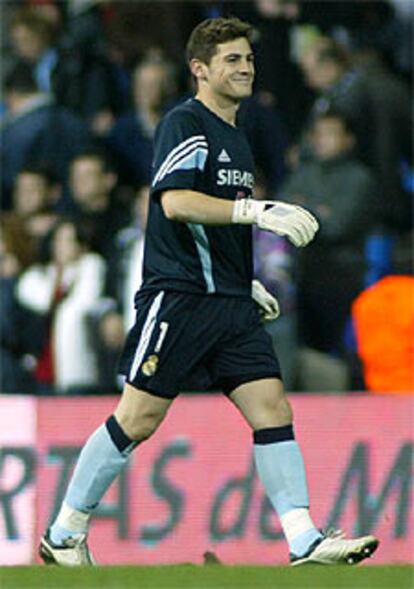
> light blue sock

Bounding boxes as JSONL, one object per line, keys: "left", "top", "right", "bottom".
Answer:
{"left": 254, "top": 438, "right": 322, "bottom": 556}
{"left": 50, "top": 422, "right": 134, "bottom": 545}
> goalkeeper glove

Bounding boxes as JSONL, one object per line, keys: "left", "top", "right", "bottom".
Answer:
{"left": 232, "top": 199, "right": 319, "bottom": 247}
{"left": 251, "top": 279, "right": 280, "bottom": 322}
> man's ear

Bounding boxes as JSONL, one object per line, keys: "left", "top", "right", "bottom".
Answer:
{"left": 190, "top": 59, "right": 208, "bottom": 82}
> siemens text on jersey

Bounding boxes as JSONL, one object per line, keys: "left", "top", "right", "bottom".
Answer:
{"left": 217, "top": 169, "right": 255, "bottom": 188}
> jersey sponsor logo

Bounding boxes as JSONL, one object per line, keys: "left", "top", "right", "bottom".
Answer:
{"left": 217, "top": 148, "right": 231, "bottom": 163}
{"left": 217, "top": 169, "right": 254, "bottom": 189}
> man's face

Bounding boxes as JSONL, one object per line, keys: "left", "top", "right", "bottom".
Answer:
{"left": 300, "top": 49, "right": 342, "bottom": 91}
{"left": 133, "top": 63, "right": 168, "bottom": 110}
{"left": 312, "top": 118, "right": 354, "bottom": 160}
{"left": 11, "top": 24, "right": 46, "bottom": 62}
{"left": 13, "top": 173, "right": 49, "bottom": 216}
{"left": 197, "top": 37, "right": 255, "bottom": 102}
{"left": 70, "top": 158, "right": 108, "bottom": 205}
{"left": 52, "top": 223, "right": 82, "bottom": 266}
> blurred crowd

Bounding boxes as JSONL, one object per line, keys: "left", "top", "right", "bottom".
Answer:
{"left": 1, "top": 0, "right": 413, "bottom": 396}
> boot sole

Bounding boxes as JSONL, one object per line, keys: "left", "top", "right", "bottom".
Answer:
{"left": 292, "top": 537, "right": 380, "bottom": 566}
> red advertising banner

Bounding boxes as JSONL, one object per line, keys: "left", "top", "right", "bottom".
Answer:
{"left": 1, "top": 394, "right": 413, "bottom": 565}
{"left": 0, "top": 396, "right": 37, "bottom": 565}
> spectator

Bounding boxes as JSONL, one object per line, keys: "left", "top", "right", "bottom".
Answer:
{"left": 352, "top": 275, "right": 414, "bottom": 394}
{"left": 16, "top": 218, "right": 106, "bottom": 394}
{"left": 68, "top": 150, "right": 130, "bottom": 259}
{"left": 51, "top": 0, "right": 122, "bottom": 135}
{"left": 298, "top": 36, "right": 412, "bottom": 232}
{"left": 0, "top": 215, "right": 44, "bottom": 393}
{"left": 8, "top": 7, "right": 60, "bottom": 93}
{"left": 388, "top": 0, "right": 413, "bottom": 82}
{"left": 349, "top": 1, "right": 412, "bottom": 82}
{"left": 0, "top": 61, "right": 90, "bottom": 210}
{"left": 106, "top": 56, "right": 177, "bottom": 186}
{"left": 12, "top": 163, "right": 60, "bottom": 259}
{"left": 280, "top": 111, "right": 378, "bottom": 388}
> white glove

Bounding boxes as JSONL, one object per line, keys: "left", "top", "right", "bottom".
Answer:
{"left": 233, "top": 199, "right": 319, "bottom": 247}
{"left": 251, "top": 279, "right": 280, "bottom": 321}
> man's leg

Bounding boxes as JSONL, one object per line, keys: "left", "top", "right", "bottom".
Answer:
{"left": 229, "top": 378, "right": 378, "bottom": 564}
{"left": 40, "top": 383, "right": 172, "bottom": 564}
{"left": 230, "top": 378, "right": 322, "bottom": 557}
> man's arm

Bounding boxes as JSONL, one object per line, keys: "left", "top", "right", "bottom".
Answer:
{"left": 161, "top": 190, "right": 233, "bottom": 224}
{"left": 161, "top": 189, "right": 319, "bottom": 247}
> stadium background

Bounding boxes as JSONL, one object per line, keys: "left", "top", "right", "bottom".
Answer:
{"left": 1, "top": 0, "right": 413, "bottom": 569}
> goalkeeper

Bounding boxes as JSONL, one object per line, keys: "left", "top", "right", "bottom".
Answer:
{"left": 40, "top": 16, "right": 378, "bottom": 567}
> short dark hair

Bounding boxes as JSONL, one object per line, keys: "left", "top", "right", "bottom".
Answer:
{"left": 70, "top": 148, "right": 113, "bottom": 172}
{"left": 4, "top": 61, "right": 38, "bottom": 94}
{"left": 18, "top": 163, "right": 57, "bottom": 186}
{"left": 186, "top": 17, "right": 255, "bottom": 65}
{"left": 51, "top": 217, "right": 94, "bottom": 250}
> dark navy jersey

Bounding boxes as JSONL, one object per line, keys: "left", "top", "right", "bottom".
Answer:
{"left": 141, "top": 98, "right": 255, "bottom": 297}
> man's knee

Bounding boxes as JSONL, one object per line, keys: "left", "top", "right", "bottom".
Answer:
{"left": 253, "top": 379, "right": 293, "bottom": 418}
{"left": 261, "top": 391, "right": 293, "bottom": 424}
{"left": 230, "top": 378, "right": 293, "bottom": 430}
{"left": 114, "top": 383, "right": 171, "bottom": 442}
{"left": 116, "top": 410, "right": 164, "bottom": 442}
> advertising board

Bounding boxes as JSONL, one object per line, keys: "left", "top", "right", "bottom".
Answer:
{"left": 1, "top": 395, "right": 413, "bottom": 564}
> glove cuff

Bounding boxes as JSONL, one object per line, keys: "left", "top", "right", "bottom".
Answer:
{"left": 232, "top": 199, "right": 258, "bottom": 225}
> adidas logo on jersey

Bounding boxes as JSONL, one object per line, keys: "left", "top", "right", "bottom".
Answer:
{"left": 217, "top": 149, "right": 231, "bottom": 163}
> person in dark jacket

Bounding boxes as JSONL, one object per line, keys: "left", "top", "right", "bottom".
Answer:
{"left": 0, "top": 62, "right": 90, "bottom": 211}
{"left": 106, "top": 56, "right": 177, "bottom": 187}
{"left": 0, "top": 215, "right": 46, "bottom": 393}
{"left": 8, "top": 7, "right": 59, "bottom": 94}
{"left": 67, "top": 149, "right": 130, "bottom": 260}
{"left": 299, "top": 38, "right": 411, "bottom": 231}
{"left": 280, "top": 111, "right": 377, "bottom": 356}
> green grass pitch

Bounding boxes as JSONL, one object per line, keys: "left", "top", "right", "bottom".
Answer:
{"left": 1, "top": 565, "right": 413, "bottom": 589}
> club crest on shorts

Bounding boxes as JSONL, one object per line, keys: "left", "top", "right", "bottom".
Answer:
{"left": 141, "top": 354, "right": 159, "bottom": 376}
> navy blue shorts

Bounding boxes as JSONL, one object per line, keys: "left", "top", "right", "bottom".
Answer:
{"left": 118, "top": 290, "right": 281, "bottom": 399}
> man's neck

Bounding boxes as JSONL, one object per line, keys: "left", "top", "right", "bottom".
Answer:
{"left": 195, "top": 89, "right": 239, "bottom": 126}
{"left": 137, "top": 105, "right": 162, "bottom": 132}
